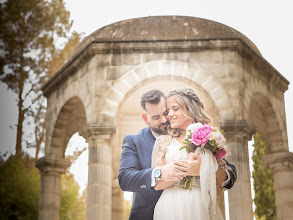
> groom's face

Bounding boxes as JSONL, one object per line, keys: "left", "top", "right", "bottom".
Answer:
{"left": 142, "top": 97, "right": 169, "bottom": 135}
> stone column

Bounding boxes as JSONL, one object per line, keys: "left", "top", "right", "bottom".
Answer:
{"left": 79, "top": 124, "right": 115, "bottom": 220}
{"left": 112, "top": 179, "right": 124, "bottom": 220}
{"left": 220, "top": 120, "right": 255, "bottom": 220}
{"left": 263, "top": 151, "right": 293, "bottom": 220}
{"left": 36, "top": 156, "right": 71, "bottom": 220}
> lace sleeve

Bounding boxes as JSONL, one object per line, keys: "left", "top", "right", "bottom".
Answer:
{"left": 151, "top": 135, "right": 171, "bottom": 168}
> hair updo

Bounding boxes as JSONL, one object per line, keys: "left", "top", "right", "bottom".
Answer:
{"left": 167, "top": 88, "right": 211, "bottom": 136}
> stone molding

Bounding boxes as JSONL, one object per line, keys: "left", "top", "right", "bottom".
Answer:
{"left": 263, "top": 151, "right": 293, "bottom": 172}
{"left": 42, "top": 39, "right": 289, "bottom": 97}
{"left": 220, "top": 120, "right": 256, "bottom": 142}
{"left": 36, "top": 156, "right": 71, "bottom": 175}
{"left": 79, "top": 123, "right": 116, "bottom": 140}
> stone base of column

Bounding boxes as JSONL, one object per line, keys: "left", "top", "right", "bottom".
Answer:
{"left": 36, "top": 157, "right": 71, "bottom": 220}
{"left": 263, "top": 152, "right": 293, "bottom": 220}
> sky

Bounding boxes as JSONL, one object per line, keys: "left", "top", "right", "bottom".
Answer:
{"left": 0, "top": 0, "right": 292, "bottom": 218}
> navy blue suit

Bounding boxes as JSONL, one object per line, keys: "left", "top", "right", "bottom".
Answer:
{"left": 118, "top": 127, "right": 237, "bottom": 220}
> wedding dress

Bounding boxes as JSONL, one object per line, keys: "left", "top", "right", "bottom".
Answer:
{"left": 153, "top": 138, "right": 224, "bottom": 220}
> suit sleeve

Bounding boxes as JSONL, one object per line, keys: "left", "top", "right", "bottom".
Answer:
{"left": 223, "top": 159, "right": 237, "bottom": 189}
{"left": 118, "top": 135, "right": 154, "bottom": 192}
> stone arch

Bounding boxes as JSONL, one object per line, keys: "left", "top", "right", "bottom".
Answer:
{"left": 244, "top": 77, "right": 289, "bottom": 153}
{"left": 48, "top": 96, "right": 87, "bottom": 158}
{"left": 102, "top": 60, "right": 235, "bottom": 122}
{"left": 248, "top": 92, "right": 285, "bottom": 153}
{"left": 45, "top": 81, "right": 93, "bottom": 156}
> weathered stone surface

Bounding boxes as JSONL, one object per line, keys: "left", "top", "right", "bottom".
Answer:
{"left": 40, "top": 16, "right": 291, "bottom": 220}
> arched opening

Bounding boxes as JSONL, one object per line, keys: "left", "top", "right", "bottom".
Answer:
{"left": 49, "top": 96, "right": 87, "bottom": 158}
{"left": 247, "top": 92, "right": 282, "bottom": 218}
{"left": 113, "top": 76, "right": 221, "bottom": 219}
{"left": 248, "top": 93, "right": 283, "bottom": 153}
{"left": 37, "top": 96, "right": 88, "bottom": 219}
{"left": 52, "top": 97, "right": 88, "bottom": 218}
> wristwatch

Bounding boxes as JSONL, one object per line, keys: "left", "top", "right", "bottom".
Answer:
{"left": 154, "top": 167, "right": 161, "bottom": 182}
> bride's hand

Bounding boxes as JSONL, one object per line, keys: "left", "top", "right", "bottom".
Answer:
{"left": 174, "top": 153, "right": 201, "bottom": 176}
{"left": 187, "top": 152, "right": 200, "bottom": 161}
{"left": 160, "top": 162, "right": 186, "bottom": 182}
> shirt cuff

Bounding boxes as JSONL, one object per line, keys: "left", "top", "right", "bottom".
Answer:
{"left": 151, "top": 167, "right": 156, "bottom": 187}
{"left": 221, "top": 169, "right": 231, "bottom": 187}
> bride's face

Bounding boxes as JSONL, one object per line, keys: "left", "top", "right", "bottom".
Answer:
{"left": 166, "top": 96, "right": 192, "bottom": 131}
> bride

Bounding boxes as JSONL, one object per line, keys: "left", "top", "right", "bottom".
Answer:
{"left": 151, "top": 88, "right": 225, "bottom": 220}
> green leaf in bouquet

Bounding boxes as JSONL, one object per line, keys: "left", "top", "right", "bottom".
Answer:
{"left": 210, "top": 140, "right": 216, "bottom": 146}
{"left": 179, "top": 146, "right": 186, "bottom": 151}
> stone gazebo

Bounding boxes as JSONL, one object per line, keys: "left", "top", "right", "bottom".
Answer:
{"left": 36, "top": 16, "right": 293, "bottom": 220}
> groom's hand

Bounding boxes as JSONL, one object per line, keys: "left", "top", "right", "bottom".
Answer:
{"left": 161, "top": 162, "right": 186, "bottom": 181}
{"left": 216, "top": 167, "right": 228, "bottom": 186}
{"left": 174, "top": 153, "right": 201, "bottom": 176}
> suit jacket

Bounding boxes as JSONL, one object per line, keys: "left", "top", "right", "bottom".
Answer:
{"left": 118, "top": 127, "right": 237, "bottom": 220}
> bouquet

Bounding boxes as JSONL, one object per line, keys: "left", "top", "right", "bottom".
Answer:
{"left": 179, "top": 123, "right": 227, "bottom": 190}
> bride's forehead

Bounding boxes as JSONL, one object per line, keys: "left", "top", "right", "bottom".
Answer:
{"left": 167, "top": 96, "right": 179, "bottom": 106}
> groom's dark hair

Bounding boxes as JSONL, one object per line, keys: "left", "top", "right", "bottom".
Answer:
{"left": 141, "top": 89, "right": 166, "bottom": 111}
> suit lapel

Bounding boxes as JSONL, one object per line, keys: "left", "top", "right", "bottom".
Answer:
{"left": 146, "top": 127, "right": 156, "bottom": 146}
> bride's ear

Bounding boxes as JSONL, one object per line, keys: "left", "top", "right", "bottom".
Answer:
{"left": 142, "top": 113, "right": 148, "bottom": 125}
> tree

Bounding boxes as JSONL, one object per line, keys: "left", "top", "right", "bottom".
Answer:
{"left": 60, "top": 172, "right": 86, "bottom": 220}
{"left": 252, "top": 133, "right": 276, "bottom": 220}
{"left": 25, "top": 32, "right": 82, "bottom": 160}
{"left": 0, "top": 154, "right": 40, "bottom": 219}
{"left": 0, "top": 153, "right": 87, "bottom": 219}
{"left": 0, "top": 0, "right": 82, "bottom": 158}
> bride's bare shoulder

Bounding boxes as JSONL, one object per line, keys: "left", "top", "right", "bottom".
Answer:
{"left": 156, "top": 135, "right": 172, "bottom": 150}
{"left": 157, "top": 134, "right": 172, "bottom": 142}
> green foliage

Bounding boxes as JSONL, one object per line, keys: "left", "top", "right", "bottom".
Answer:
{"left": 0, "top": 154, "right": 40, "bottom": 220}
{"left": 0, "top": 0, "right": 73, "bottom": 93}
{"left": 60, "top": 172, "right": 86, "bottom": 220}
{"left": 0, "top": 0, "right": 82, "bottom": 158}
{"left": 0, "top": 155, "right": 86, "bottom": 220}
{"left": 252, "top": 133, "right": 276, "bottom": 220}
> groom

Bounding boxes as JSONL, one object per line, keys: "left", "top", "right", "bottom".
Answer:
{"left": 118, "top": 89, "right": 237, "bottom": 220}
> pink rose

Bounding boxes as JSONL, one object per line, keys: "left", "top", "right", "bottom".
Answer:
{"left": 190, "top": 124, "right": 213, "bottom": 147}
{"left": 215, "top": 149, "right": 226, "bottom": 160}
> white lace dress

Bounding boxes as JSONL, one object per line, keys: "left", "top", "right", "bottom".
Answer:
{"left": 153, "top": 138, "right": 224, "bottom": 220}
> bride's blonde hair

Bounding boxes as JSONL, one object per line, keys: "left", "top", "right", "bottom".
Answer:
{"left": 167, "top": 88, "right": 211, "bottom": 137}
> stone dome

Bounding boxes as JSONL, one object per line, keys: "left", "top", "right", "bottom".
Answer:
{"left": 79, "top": 16, "right": 261, "bottom": 56}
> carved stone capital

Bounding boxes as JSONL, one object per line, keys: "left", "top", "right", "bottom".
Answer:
{"left": 220, "top": 120, "right": 255, "bottom": 142}
{"left": 79, "top": 123, "right": 116, "bottom": 140}
{"left": 36, "top": 156, "right": 71, "bottom": 175}
{"left": 263, "top": 151, "right": 293, "bottom": 172}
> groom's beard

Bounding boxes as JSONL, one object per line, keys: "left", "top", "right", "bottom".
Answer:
{"left": 156, "top": 121, "right": 169, "bottom": 135}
